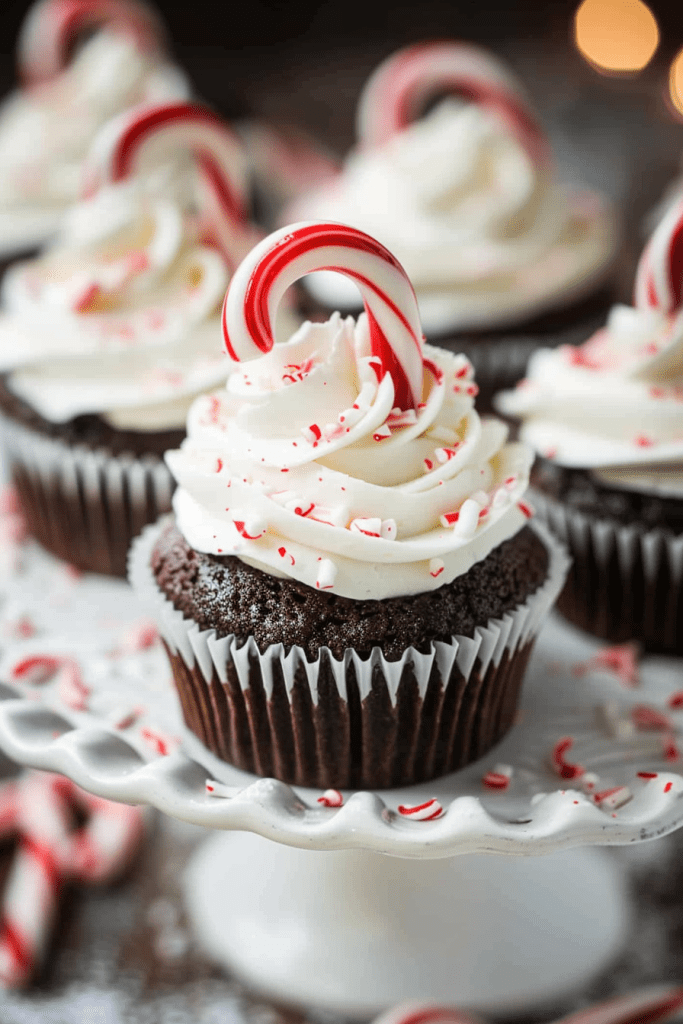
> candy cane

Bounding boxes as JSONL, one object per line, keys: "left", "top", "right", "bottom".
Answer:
{"left": 372, "top": 1003, "right": 482, "bottom": 1024}
{"left": 18, "top": 0, "right": 165, "bottom": 86}
{"left": 356, "top": 41, "right": 551, "bottom": 168}
{"left": 0, "top": 771, "right": 144, "bottom": 988}
{"left": 83, "top": 100, "right": 249, "bottom": 268}
{"left": 554, "top": 985, "right": 683, "bottom": 1024}
{"left": 222, "top": 221, "right": 425, "bottom": 411}
{"left": 634, "top": 196, "right": 683, "bottom": 314}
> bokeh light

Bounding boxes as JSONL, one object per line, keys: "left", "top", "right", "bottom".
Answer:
{"left": 669, "top": 48, "right": 683, "bottom": 116}
{"left": 574, "top": 0, "right": 659, "bottom": 73}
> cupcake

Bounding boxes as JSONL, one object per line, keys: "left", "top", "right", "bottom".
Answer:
{"left": 497, "top": 195, "right": 683, "bottom": 654}
{"left": 129, "top": 221, "right": 569, "bottom": 790}
{"left": 0, "top": 100, "right": 261, "bottom": 577}
{"left": 285, "top": 42, "right": 618, "bottom": 396}
{"left": 0, "top": 0, "right": 189, "bottom": 272}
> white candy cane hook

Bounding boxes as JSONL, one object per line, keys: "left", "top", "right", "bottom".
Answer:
{"left": 83, "top": 100, "right": 249, "bottom": 267}
{"left": 18, "top": 0, "right": 165, "bottom": 86}
{"left": 634, "top": 195, "right": 683, "bottom": 314}
{"left": 357, "top": 41, "right": 551, "bottom": 168}
{"left": 222, "top": 221, "right": 425, "bottom": 411}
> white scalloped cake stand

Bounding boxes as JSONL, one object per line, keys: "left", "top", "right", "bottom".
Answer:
{"left": 0, "top": 536, "right": 682, "bottom": 1015}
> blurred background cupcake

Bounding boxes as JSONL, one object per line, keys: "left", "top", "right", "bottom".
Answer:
{"left": 497, "top": 193, "right": 683, "bottom": 653}
{"left": 131, "top": 221, "right": 568, "bottom": 790}
{"left": 0, "top": 99, "right": 262, "bottom": 577}
{"left": 0, "top": 0, "right": 189, "bottom": 276}
{"left": 284, "top": 41, "right": 620, "bottom": 403}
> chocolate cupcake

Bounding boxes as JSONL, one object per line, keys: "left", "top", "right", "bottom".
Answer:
{"left": 129, "top": 221, "right": 568, "bottom": 790}
{"left": 0, "top": 0, "right": 189, "bottom": 276}
{"left": 497, "top": 195, "right": 683, "bottom": 653}
{"left": 0, "top": 100, "right": 261, "bottom": 576}
{"left": 284, "top": 42, "right": 618, "bottom": 399}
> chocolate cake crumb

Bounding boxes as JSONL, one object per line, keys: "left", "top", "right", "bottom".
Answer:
{"left": 151, "top": 523, "right": 549, "bottom": 662}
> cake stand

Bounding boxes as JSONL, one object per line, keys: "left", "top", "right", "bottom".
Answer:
{"left": 0, "top": 536, "right": 682, "bottom": 1016}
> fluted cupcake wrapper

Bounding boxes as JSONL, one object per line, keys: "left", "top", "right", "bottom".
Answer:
{"left": 129, "top": 518, "right": 569, "bottom": 789}
{"left": 0, "top": 410, "right": 174, "bottom": 577}
{"left": 532, "top": 488, "right": 683, "bottom": 654}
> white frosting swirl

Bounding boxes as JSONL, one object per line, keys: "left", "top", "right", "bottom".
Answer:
{"left": 288, "top": 100, "right": 616, "bottom": 335}
{"left": 167, "top": 314, "right": 533, "bottom": 600}
{"left": 0, "top": 168, "right": 234, "bottom": 431}
{"left": 0, "top": 29, "right": 189, "bottom": 256}
{"left": 497, "top": 304, "right": 683, "bottom": 495}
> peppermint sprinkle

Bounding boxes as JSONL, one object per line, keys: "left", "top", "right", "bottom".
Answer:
{"left": 380, "top": 519, "right": 397, "bottom": 540}
{"left": 435, "top": 446, "right": 460, "bottom": 463}
{"left": 232, "top": 519, "right": 266, "bottom": 540}
{"left": 482, "top": 764, "right": 513, "bottom": 790}
{"left": 318, "top": 789, "right": 343, "bottom": 808}
{"left": 10, "top": 654, "right": 62, "bottom": 685}
{"left": 315, "top": 559, "right": 337, "bottom": 590}
{"left": 423, "top": 458, "right": 434, "bottom": 472}
{"left": 350, "top": 517, "right": 382, "bottom": 538}
{"left": 518, "top": 501, "right": 535, "bottom": 519}
{"left": 302, "top": 423, "right": 322, "bottom": 445}
{"left": 373, "top": 424, "right": 391, "bottom": 441}
{"left": 277, "top": 546, "right": 295, "bottom": 565}
{"left": 631, "top": 705, "right": 672, "bottom": 732}
{"left": 453, "top": 498, "right": 481, "bottom": 538}
{"left": 634, "top": 435, "right": 654, "bottom": 447}
{"left": 387, "top": 408, "right": 418, "bottom": 428}
{"left": 440, "top": 511, "right": 460, "bottom": 528}
{"left": 429, "top": 558, "right": 445, "bottom": 578}
{"left": 214, "top": 458, "right": 223, "bottom": 473}
{"left": 551, "top": 736, "right": 584, "bottom": 780}
{"left": 398, "top": 799, "right": 444, "bottom": 821}
{"left": 593, "top": 786, "right": 632, "bottom": 810}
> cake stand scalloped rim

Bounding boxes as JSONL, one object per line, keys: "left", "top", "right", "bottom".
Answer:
{"left": 0, "top": 683, "right": 681, "bottom": 858}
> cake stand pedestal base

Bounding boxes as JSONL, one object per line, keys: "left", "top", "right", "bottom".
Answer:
{"left": 184, "top": 831, "right": 629, "bottom": 1018}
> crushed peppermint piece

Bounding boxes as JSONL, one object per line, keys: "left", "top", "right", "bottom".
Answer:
{"left": 350, "top": 517, "right": 382, "bottom": 538}
{"left": 668, "top": 691, "right": 683, "bottom": 709}
{"left": 318, "top": 789, "right": 343, "bottom": 807}
{"left": 302, "top": 423, "right": 322, "bottom": 444}
{"left": 10, "top": 655, "right": 62, "bottom": 685}
{"left": 57, "top": 661, "right": 91, "bottom": 712}
{"left": 551, "top": 737, "right": 584, "bottom": 780}
{"left": 435, "top": 446, "right": 460, "bottom": 463}
{"left": 429, "top": 558, "right": 445, "bottom": 578}
{"left": 573, "top": 642, "right": 640, "bottom": 687}
{"left": 373, "top": 424, "right": 391, "bottom": 441}
{"left": 453, "top": 498, "right": 481, "bottom": 538}
{"left": 398, "top": 799, "right": 444, "bottom": 821}
{"left": 440, "top": 510, "right": 460, "bottom": 528}
{"left": 315, "top": 559, "right": 337, "bottom": 590}
{"left": 581, "top": 772, "right": 600, "bottom": 793}
{"left": 593, "top": 786, "right": 632, "bottom": 810}
{"left": 517, "top": 501, "right": 534, "bottom": 519}
{"left": 140, "top": 727, "right": 176, "bottom": 757}
{"left": 631, "top": 705, "right": 672, "bottom": 732}
{"left": 232, "top": 519, "right": 266, "bottom": 540}
{"left": 380, "top": 519, "right": 397, "bottom": 540}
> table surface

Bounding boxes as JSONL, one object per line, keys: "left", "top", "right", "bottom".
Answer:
{"left": 2, "top": 18, "right": 683, "bottom": 1022}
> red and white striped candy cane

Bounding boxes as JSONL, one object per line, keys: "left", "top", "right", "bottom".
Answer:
{"left": 84, "top": 100, "right": 250, "bottom": 268}
{"left": 634, "top": 196, "right": 683, "bottom": 314}
{"left": 222, "top": 221, "right": 425, "bottom": 411}
{"left": 0, "top": 771, "right": 144, "bottom": 988}
{"left": 356, "top": 41, "right": 551, "bottom": 168}
{"left": 554, "top": 984, "right": 683, "bottom": 1024}
{"left": 18, "top": 0, "right": 165, "bottom": 86}
{"left": 372, "top": 1002, "right": 482, "bottom": 1024}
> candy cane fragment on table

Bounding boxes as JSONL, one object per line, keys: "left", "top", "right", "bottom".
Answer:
{"left": 0, "top": 771, "right": 145, "bottom": 988}
{"left": 18, "top": 0, "right": 166, "bottom": 86}
{"left": 372, "top": 1002, "right": 483, "bottom": 1024}
{"left": 356, "top": 41, "right": 551, "bottom": 168}
{"left": 634, "top": 195, "right": 683, "bottom": 313}
{"left": 222, "top": 221, "right": 426, "bottom": 412}
{"left": 83, "top": 101, "right": 251, "bottom": 269}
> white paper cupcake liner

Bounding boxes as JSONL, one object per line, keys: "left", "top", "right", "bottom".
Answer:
{"left": 129, "top": 517, "right": 569, "bottom": 788}
{"left": 532, "top": 487, "right": 683, "bottom": 652}
{"left": 0, "top": 409, "right": 175, "bottom": 577}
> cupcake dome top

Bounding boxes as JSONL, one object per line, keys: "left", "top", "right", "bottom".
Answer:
{"left": 497, "top": 195, "right": 683, "bottom": 494}
{"left": 285, "top": 41, "right": 616, "bottom": 335}
{"left": 166, "top": 221, "right": 534, "bottom": 600}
